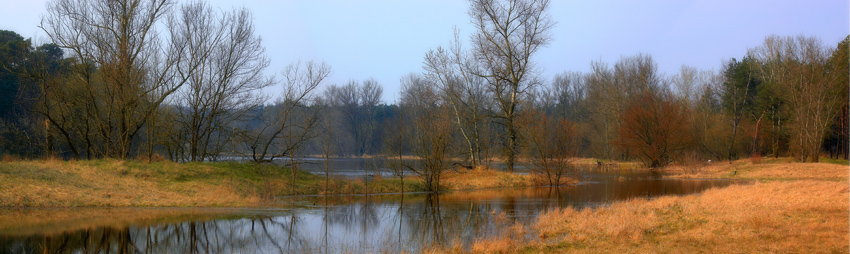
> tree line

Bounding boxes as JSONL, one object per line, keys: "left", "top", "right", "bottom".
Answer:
{"left": 1, "top": 0, "right": 847, "bottom": 187}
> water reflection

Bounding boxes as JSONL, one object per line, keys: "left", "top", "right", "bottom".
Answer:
{"left": 284, "top": 157, "right": 534, "bottom": 179}
{"left": 1, "top": 172, "right": 743, "bottom": 253}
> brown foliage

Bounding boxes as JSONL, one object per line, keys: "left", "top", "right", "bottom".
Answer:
{"left": 522, "top": 110, "right": 578, "bottom": 185}
{"left": 617, "top": 90, "right": 693, "bottom": 168}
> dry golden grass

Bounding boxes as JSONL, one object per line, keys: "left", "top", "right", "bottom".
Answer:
{"left": 0, "top": 159, "right": 281, "bottom": 207}
{"left": 460, "top": 179, "right": 848, "bottom": 254}
{"left": 663, "top": 159, "right": 849, "bottom": 180}
{"left": 447, "top": 161, "right": 850, "bottom": 253}
{"left": 438, "top": 187, "right": 570, "bottom": 204}
{"left": 470, "top": 219, "right": 527, "bottom": 254}
{"left": 441, "top": 166, "right": 564, "bottom": 191}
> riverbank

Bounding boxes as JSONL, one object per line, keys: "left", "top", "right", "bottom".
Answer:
{"left": 458, "top": 160, "right": 849, "bottom": 253}
{"left": 661, "top": 158, "right": 849, "bottom": 180}
{"left": 0, "top": 159, "right": 541, "bottom": 207}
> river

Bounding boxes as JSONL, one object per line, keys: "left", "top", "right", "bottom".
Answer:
{"left": 0, "top": 161, "right": 743, "bottom": 253}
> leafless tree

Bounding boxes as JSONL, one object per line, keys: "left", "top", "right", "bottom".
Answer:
{"left": 672, "top": 66, "right": 729, "bottom": 161}
{"left": 40, "top": 0, "right": 206, "bottom": 158}
{"left": 549, "top": 71, "right": 587, "bottom": 121}
{"left": 584, "top": 60, "right": 619, "bottom": 159}
{"left": 384, "top": 98, "right": 407, "bottom": 194}
{"left": 243, "top": 61, "right": 330, "bottom": 163}
{"left": 672, "top": 65, "right": 700, "bottom": 105}
{"left": 424, "top": 29, "right": 491, "bottom": 167}
{"left": 15, "top": 41, "right": 81, "bottom": 158}
{"left": 468, "top": 0, "right": 554, "bottom": 172}
{"left": 585, "top": 54, "right": 664, "bottom": 160}
{"left": 617, "top": 88, "right": 693, "bottom": 168}
{"left": 171, "top": 3, "right": 273, "bottom": 162}
{"left": 400, "top": 73, "right": 455, "bottom": 192}
{"left": 521, "top": 109, "right": 577, "bottom": 185}
{"left": 749, "top": 35, "right": 845, "bottom": 162}
{"left": 689, "top": 69, "right": 728, "bottom": 159}
{"left": 313, "top": 95, "right": 335, "bottom": 193}
{"left": 324, "top": 79, "right": 383, "bottom": 156}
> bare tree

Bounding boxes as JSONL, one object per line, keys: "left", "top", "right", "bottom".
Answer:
{"left": 384, "top": 103, "right": 407, "bottom": 194}
{"left": 521, "top": 109, "right": 577, "bottom": 185}
{"left": 720, "top": 57, "right": 760, "bottom": 161}
{"left": 549, "top": 71, "right": 587, "bottom": 122}
{"left": 315, "top": 95, "right": 335, "bottom": 194}
{"left": 585, "top": 54, "right": 664, "bottom": 160}
{"left": 243, "top": 61, "right": 330, "bottom": 163}
{"left": 40, "top": 0, "right": 205, "bottom": 158}
{"left": 424, "top": 30, "right": 491, "bottom": 167}
{"left": 749, "top": 35, "right": 845, "bottom": 162}
{"left": 689, "top": 69, "right": 728, "bottom": 159}
{"left": 584, "top": 60, "right": 619, "bottom": 159}
{"left": 617, "top": 89, "right": 693, "bottom": 168}
{"left": 468, "top": 0, "right": 554, "bottom": 172}
{"left": 324, "top": 79, "right": 383, "bottom": 156}
{"left": 172, "top": 3, "right": 273, "bottom": 162}
{"left": 672, "top": 65, "right": 700, "bottom": 105}
{"left": 400, "top": 73, "right": 454, "bottom": 192}
{"left": 13, "top": 40, "right": 81, "bottom": 158}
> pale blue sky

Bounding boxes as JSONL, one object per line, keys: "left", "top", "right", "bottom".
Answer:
{"left": 2, "top": 0, "right": 848, "bottom": 103}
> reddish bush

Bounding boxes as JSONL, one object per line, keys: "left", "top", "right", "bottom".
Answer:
{"left": 617, "top": 90, "right": 693, "bottom": 168}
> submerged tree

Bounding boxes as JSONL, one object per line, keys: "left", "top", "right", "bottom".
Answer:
{"left": 400, "top": 74, "right": 455, "bottom": 192}
{"left": 522, "top": 109, "right": 577, "bottom": 185}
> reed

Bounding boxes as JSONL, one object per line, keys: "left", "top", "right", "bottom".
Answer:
{"left": 456, "top": 160, "right": 850, "bottom": 253}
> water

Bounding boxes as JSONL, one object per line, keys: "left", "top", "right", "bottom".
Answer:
{"left": 290, "top": 157, "right": 399, "bottom": 179}
{"left": 284, "top": 157, "right": 532, "bottom": 179}
{"left": 0, "top": 168, "right": 743, "bottom": 253}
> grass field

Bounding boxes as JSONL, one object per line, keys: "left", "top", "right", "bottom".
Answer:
{"left": 661, "top": 158, "right": 849, "bottom": 181}
{"left": 453, "top": 159, "right": 850, "bottom": 253}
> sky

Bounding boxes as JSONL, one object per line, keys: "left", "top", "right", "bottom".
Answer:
{"left": 1, "top": 0, "right": 848, "bottom": 104}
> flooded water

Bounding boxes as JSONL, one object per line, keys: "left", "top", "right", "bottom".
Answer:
{"left": 285, "top": 157, "right": 533, "bottom": 179}
{"left": 0, "top": 169, "right": 743, "bottom": 253}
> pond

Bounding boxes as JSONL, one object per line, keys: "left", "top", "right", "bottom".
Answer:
{"left": 0, "top": 169, "right": 743, "bottom": 253}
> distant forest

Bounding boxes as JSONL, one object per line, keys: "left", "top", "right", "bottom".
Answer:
{"left": 1, "top": 0, "right": 847, "bottom": 171}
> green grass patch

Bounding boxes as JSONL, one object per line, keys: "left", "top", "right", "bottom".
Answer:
{"left": 819, "top": 157, "right": 850, "bottom": 166}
